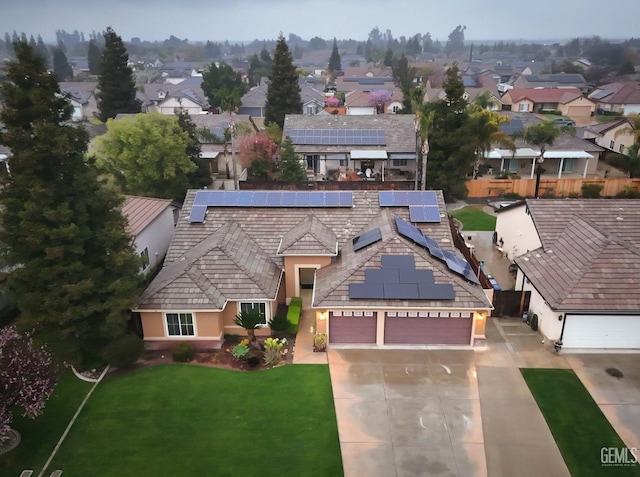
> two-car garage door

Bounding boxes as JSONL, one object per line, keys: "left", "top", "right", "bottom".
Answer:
{"left": 328, "top": 312, "right": 473, "bottom": 345}
{"left": 562, "top": 314, "right": 640, "bottom": 349}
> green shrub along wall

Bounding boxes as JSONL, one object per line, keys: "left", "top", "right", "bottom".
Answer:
{"left": 287, "top": 297, "right": 302, "bottom": 334}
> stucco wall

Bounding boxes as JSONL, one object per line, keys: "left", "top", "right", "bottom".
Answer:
{"left": 135, "top": 206, "right": 176, "bottom": 273}
{"left": 519, "top": 274, "right": 561, "bottom": 340}
{"left": 283, "top": 256, "right": 333, "bottom": 301}
{"left": 495, "top": 205, "right": 542, "bottom": 260}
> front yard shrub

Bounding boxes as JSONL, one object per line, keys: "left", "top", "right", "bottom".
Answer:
{"left": 615, "top": 186, "right": 640, "bottom": 198}
{"left": 101, "top": 334, "right": 144, "bottom": 368}
{"left": 263, "top": 337, "right": 285, "bottom": 366}
{"left": 314, "top": 333, "right": 327, "bottom": 351}
{"left": 231, "top": 343, "right": 249, "bottom": 360}
{"left": 268, "top": 315, "right": 290, "bottom": 333}
{"left": 502, "top": 192, "right": 523, "bottom": 200}
{"left": 171, "top": 342, "right": 195, "bottom": 362}
{"left": 581, "top": 183, "right": 604, "bottom": 198}
{"left": 286, "top": 297, "right": 302, "bottom": 334}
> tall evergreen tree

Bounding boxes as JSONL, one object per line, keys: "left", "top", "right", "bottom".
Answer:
{"left": 96, "top": 27, "right": 140, "bottom": 122}
{"left": 35, "top": 35, "right": 50, "bottom": 67}
{"left": 201, "top": 62, "right": 246, "bottom": 111}
{"left": 328, "top": 38, "right": 341, "bottom": 73}
{"left": 87, "top": 39, "right": 101, "bottom": 75}
{"left": 265, "top": 34, "right": 302, "bottom": 128}
{"left": 0, "top": 42, "right": 142, "bottom": 365}
{"left": 52, "top": 46, "right": 73, "bottom": 81}
{"left": 277, "top": 136, "right": 306, "bottom": 181}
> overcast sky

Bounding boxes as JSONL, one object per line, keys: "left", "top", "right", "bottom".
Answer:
{"left": 1, "top": 0, "right": 639, "bottom": 44}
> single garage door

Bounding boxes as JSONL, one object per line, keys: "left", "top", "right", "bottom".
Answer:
{"left": 562, "top": 314, "right": 640, "bottom": 349}
{"left": 384, "top": 316, "right": 472, "bottom": 345}
{"left": 566, "top": 105, "right": 592, "bottom": 117}
{"left": 329, "top": 313, "right": 377, "bottom": 344}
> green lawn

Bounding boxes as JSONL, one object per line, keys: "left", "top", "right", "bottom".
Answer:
{"left": 522, "top": 368, "right": 640, "bottom": 477}
{"left": 49, "top": 364, "right": 343, "bottom": 477}
{"left": 0, "top": 371, "right": 94, "bottom": 475}
{"left": 449, "top": 206, "right": 496, "bottom": 231}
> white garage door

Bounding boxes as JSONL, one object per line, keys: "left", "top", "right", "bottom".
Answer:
{"left": 562, "top": 314, "right": 640, "bottom": 349}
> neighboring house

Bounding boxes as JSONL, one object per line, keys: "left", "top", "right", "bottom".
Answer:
{"left": 588, "top": 81, "right": 640, "bottom": 115}
{"left": 335, "top": 75, "right": 396, "bottom": 95}
{"left": 424, "top": 74, "right": 504, "bottom": 110}
{"left": 483, "top": 112, "right": 604, "bottom": 178}
{"left": 122, "top": 196, "right": 180, "bottom": 274}
{"left": 344, "top": 88, "right": 404, "bottom": 115}
{"left": 238, "top": 80, "right": 325, "bottom": 118}
{"left": 502, "top": 87, "right": 596, "bottom": 120}
{"left": 282, "top": 114, "right": 418, "bottom": 178}
{"left": 582, "top": 118, "right": 636, "bottom": 154}
{"left": 495, "top": 199, "right": 640, "bottom": 349}
{"left": 59, "top": 82, "right": 99, "bottom": 121}
{"left": 138, "top": 83, "right": 209, "bottom": 115}
{"left": 133, "top": 190, "right": 492, "bottom": 350}
{"left": 513, "top": 73, "right": 589, "bottom": 93}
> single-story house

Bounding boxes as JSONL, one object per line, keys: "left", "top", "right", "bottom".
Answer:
{"left": 484, "top": 112, "right": 604, "bottom": 178}
{"left": 424, "top": 74, "right": 504, "bottom": 110}
{"left": 582, "top": 118, "right": 636, "bottom": 154}
{"left": 282, "top": 114, "right": 418, "bottom": 179}
{"left": 513, "top": 73, "right": 589, "bottom": 93}
{"left": 588, "top": 82, "right": 640, "bottom": 115}
{"left": 133, "top": 190, "right": 492, "bottom": 350}
{"left": 502, "top": 87, "right": 595, "bottom": 120}
{"left": 238, "top": 80, "right": 325, "bottom": 118}
{"left": 344, "top": 88, "right": 404, "bottom": 115}
{"left": 122, "top": 196, "right": 180, "bottom": 274}
{"left": 495, "top": 199, "right": 640, "bottom": 349}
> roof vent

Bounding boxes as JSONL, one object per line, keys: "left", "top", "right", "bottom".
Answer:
{"left": 616, "top": 215, "right": 624, "bottom": 221}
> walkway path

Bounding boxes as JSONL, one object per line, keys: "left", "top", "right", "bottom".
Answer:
{"left": 292, "top": 289, "right": 327, "bottom": 365}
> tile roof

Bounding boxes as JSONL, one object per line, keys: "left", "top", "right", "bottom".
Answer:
{"left": 122, "top": 196, "right": 174, "bottom": 236}
{"left": 59, "top": 81, "right": 98, "bottom": 104}
{"left": 344, "top": 88, "right": 403, "bottom": 108}
{"left": 277, "top": 215, "right": 338, "bottom": 255}
{"left": 506, "top": 87, "right": 584, "bottom": 104}
{"left": 515, "top": 199, "right": 640, "bottom": 311}
{"left": 588, "top": 82, "right": 640, "bottom": 105}
{"left": 136, "top": 190, "right": 491, "bottom": 311}
{"left": 583, "top": 118, "right": 632, "bottom": 136}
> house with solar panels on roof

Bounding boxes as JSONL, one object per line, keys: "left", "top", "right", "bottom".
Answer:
{"left": 282, "top": 114, "right": 418, "bottom": 180}
{"left": 133, "top": 190, "right": 492, "bottom": 350}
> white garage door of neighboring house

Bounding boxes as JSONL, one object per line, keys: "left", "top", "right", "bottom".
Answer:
{"left": 384, "top": 315, "right": 473, "bottom": 345}
{"left": 562, "top": 314, "right": 640, "bottom": 349}
{"left": 329, "top": 312, "right": 377, "bottom": 344}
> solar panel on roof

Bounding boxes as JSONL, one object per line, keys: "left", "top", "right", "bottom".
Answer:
{"left": 266, "top": 192, "right": 281, "bottom": 206}
{"left": 383, "top": 283, "right": 420, "bottom": 299}
{"left": 366, "top": 268, "right": 399, "bottom": 283}
{"left": 309, "top": 192, "right": 324, "bottom": 207}
{"left": 419, "top": 283, "right": 456, "bottom": 300}
{"left": 352, "top": 228, "right": 382, "bottom": 252}
{"left": 339, "top": 191, "right": 353, "bottom": 207}
{"left": 189, "top": 205, "right": 207, "bottom": 223}
{"left": 193, "top": 190, "right": 211, "bottom": 206}
{"left": 238, "top": 191, "right": 253, "bottom": 206}
{"left": 253, "top": 191, "right": 268, "bottom": 206}
{"left": 463, "top": 264, "right": 480, "bottom": 284}
{"left": 349, "top": 283, "right": 384, "bottom": 299}
{"left": 295, "top": 192, "right": 310, "bottom": 207}
{"left": 379, "top": 191, "right": 393, "bottom": 206}
{"left": 325, "top": 193, "right": 339, "bottom": 207}
{"left": 379, "top": 191, "right": 438, "bottom": 207}
{"left": 381, "top": 254, "right": 415, "bottom": 270}
{"left": 409, "top": 206, "right": 441, "bottom": 223}
{"left": 281, "top": 192, "right": 296, "bottom": 206}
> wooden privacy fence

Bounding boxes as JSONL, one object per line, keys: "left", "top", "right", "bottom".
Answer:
{"left": 465, "top": 178, "right": 640, "bottom": 198}
{"left": 492, "top": 290, "right": 531, "bottom": 318}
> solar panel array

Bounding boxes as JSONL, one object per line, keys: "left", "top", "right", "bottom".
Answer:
{"left": 189, "top": 191, "right": 353, "bottom": 222}
{"left": 352, "top": 228, "right": 382, "bottom": 252}
{"left": 289, "top": 129, "right": 386, "bottom": 146}
{"left": 379, "top": 191, "right": 438, "bottom": 207}
{"left": 409, "top": 206, "right": 441, "bottom": 223}
{"left": 590, "top": 89, "right": 613, "bottom": 100}
{"left": 394, "top": 216, "right": 480, "bottom": 284}
{"left": 348, "top": 254, "right": 456, "bottom": 300}
{"left": 343, "top": 77, "right": 388, "bottom": 85}
{"left": 499, "top": 119, "right": 524, "bottom": 135}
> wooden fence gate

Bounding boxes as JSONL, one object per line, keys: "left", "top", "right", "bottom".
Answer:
{"left": 492, "top": 290, "right": 530, "bottom": 318}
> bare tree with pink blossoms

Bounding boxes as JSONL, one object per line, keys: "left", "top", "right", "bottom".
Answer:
{"left": 368, "top": 90, "right": 393, "bottom": 113}
{"left": 0, "top": 327, "right": 58, "bottom": 444}
{"left": 325, "top": 96, "right": 340, "bottom": 108}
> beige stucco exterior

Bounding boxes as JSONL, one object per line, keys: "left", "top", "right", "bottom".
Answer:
{"left": 283, "top": 255, "right": 333, "bottom": 302}
{"left": 140, "top": 310, "right": 224, "bottom": 350}
{"left": 558, "top": 96, "right": 596, "bottom": 119}
{"left": 582, "top": 121, "right": 636, "bottom": 154}
{"left": 495, "top": 204, "right": 542, "bottom": 260}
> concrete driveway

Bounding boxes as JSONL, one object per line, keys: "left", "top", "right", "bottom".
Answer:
{"left": 328, "top": 349, "right": 485, "bottom": 477}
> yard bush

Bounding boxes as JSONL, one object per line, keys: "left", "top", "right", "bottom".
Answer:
{"left": 268, "top": 315, "right": 290, "bottom": 333}
{"left": 581, "top": 183, "right": 604, "bottom": 198}
{"left": 263, "top": 337, "right": 285, "bottom": 366}
{"left": 101, "top": 334, "right": 144, "bottom": 368}
{"left": 171, "top": 342, "right": 195, "bottom": 362}
{"left": 314, "top": 333, "right": 327, "bottom": 351}
{"left": 615, "top": 186, "right": 640, "bottom": 198}
{"left": 286, "top": 297, "right": 302, "bottom": 334}
{"left": 502, "top": 192, "right": 523, "bottom": 200}
{"left": 231, "top": 343, "right": 249, "bottom": 360}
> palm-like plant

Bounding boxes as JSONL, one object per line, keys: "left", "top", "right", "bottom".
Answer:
{"left": 234, "top": 309, "right": 264, "bottom": 354}
{"left": 614, "top": 114, "right": 640, "bottom": 143}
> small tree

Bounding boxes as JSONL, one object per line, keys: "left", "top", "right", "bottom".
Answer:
{"left": 325, "top": 96, "right": 340, "bottom": 108}
{"left": 234, "top": 309, "right": 263, "bottom": 355}
{"left": 237, "top": 133, "right": 279, "bottom": 180}
{"left": 0, "top": 327, "right": 58, "bottom": 443}
{"left": 368, "top": 89, "right": 392, "bottom": 114}
{"left": 278, "top": 136, "right": 306, "bottom": 181}
{"left": 201, "top": 62, "right": 246, "bottom": 111}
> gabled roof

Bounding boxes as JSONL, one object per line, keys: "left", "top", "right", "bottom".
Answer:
{"left": 277, "top": 215, "right": 338, "bottom": 256}
{"left": 122, "top": 196, "right": 174, "bottom": 236}
{"left": 521, "top": 73, "right": 587, "bottom": 85}
{"left": 344, "top": 88, "right": 403, "bottom": 108}
{"left": 137, "top": 221, "right": 283, "bottom": 310}
{"left": 583, "top": 118, "right": 632, "bottom": 136}
{"left": 515, "top": 199, "right": 640, "bottom": 311}
{"left": 59, "top": 82, "right": 98, "bottom": 104}
{"left": 588, "top": 82, "right": 640, "bottom": 105}
{"left": 505, "top": 87, "right": 584, "bottom": 104}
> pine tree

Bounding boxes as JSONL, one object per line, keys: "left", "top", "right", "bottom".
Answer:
{"left": 265, "top": 34, "right": 302, "bottom": 128}
{"left": 35, "top": 35, "right": 50, "bottom": 67}
{"left": 328, "top": 38, "right": 341, "bottom": 73}
{"left": 277, "top": 136, "right": 306, "bottom": 181}
{"left": 96, "top": 27, "right": 140, "bottom": 122}
{"left": 87, "top": 39, "right": 100, "bottom": 75}
{"left": 0, "top": 41, "right": 142, "bottom": 365}
{"left": 52, "top": 46, "right": 73, "bottom": 81}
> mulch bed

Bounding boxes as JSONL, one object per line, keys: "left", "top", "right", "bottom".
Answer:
{"left": 135, "top": 333, "right": 296, "bottom": 372}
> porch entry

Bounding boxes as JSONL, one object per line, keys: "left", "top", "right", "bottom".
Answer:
{"left": 299, "top": 268, "right": 315, "bottom": 290}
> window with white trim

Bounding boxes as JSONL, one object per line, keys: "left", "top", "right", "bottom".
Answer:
{"left": 166, "top": 313, "right": 195, "bottom": 336}
{"left": 239, "top": 302, "right": 268, "bottom": 325}
{"left": 518, "top": 103, "right": 528, "bottom": 112}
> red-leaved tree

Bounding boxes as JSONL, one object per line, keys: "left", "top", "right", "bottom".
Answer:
{"left": 0, "top": 327, "right": 58, "bottom": 443}
{"left": 237, "top": 133, "right": 279, "bottom": 180}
